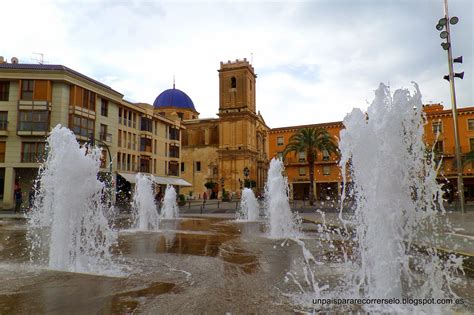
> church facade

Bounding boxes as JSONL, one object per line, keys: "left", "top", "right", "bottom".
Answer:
{"left": 154, "top": 59, "right": 269, "bottom": 199}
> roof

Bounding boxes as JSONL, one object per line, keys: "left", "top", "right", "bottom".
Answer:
{"left": 0, "top": 63, "right": 121, "bottom": 95}
{"left": 153, "top": 87, "right": 196, "bottom": 111}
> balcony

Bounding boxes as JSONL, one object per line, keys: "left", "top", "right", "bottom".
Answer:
{"left": 18, "top": 100, "right": 51, "bottom": 111}
{"left": 17, "top": 122, "right": 49, "bottom": 136}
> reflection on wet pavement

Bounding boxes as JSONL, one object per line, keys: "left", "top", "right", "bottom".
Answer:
{"left": 0, "top": 217, "right": 473, "bottom": 314}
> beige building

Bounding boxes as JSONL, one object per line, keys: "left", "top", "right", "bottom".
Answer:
{"left": 0, "top": 59, "right": 185, "bottom": 210}
{"left": 155, "top": 59, "right": 270, "bottom": 199}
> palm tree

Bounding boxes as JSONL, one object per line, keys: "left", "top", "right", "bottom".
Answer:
{"left": 283, "top": 127, "right": 338, "bottom": 205}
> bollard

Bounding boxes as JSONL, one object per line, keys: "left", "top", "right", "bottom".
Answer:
{"left": 218, "top": 201, "right": 220, "bottom": 209}
{"left": 200, "top": 205, "right": 203, "bottom": 214}
{"left": 188, "top": 201, "right": 191, "bottom": 209}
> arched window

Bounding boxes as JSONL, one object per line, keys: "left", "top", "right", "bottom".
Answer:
{"left": 231, "top": 77, "right": 236, "bottom": 88}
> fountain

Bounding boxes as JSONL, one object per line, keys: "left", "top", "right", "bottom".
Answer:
{"left": 132, "top": 173, "right": 159, "bottom": 231}
{"left": 336, "top": 83, "right": 462, "bottom": 311}
{"left": 265, "top": 158, "right": 300, "bottom": 238}
{"left": 28, "top": 124, "right": 117, "bottom": 274}
{"left": 237, "top": 188, "right": 260, "bottom": 221}
{"left": 160, "top": 185, "right": 179, "bottom": 219}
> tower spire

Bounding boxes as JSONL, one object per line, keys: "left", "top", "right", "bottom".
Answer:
{"left": 173, "top": 75, "right": 175, "bottom": 89}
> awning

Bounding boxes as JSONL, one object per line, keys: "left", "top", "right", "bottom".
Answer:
{"left": 152, "top": 176, "right": 192, "bottom": 187}
{"left": 117, "top": 172, "right": 137, "bottom": 184}
{"left": 117, "top": 173, "right": 192, "bottom": 186}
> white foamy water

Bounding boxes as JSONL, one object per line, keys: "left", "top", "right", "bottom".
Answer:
{"left": 338, "top": 83, "right": 462, "bottom": 312}
{"left": 265, "top": 158, "right": 300, "bottom": 238}
{"left": 160, "top": 185, "right": 179, "bottom": 219}
{"left": 237, "top": 188, "right": 260, "bottom": 221}
{"left": 132, "top": 173, "right": 159, "bottom": 231}
{"left": 28, "top": 125, "right": 117, "bottom": 274}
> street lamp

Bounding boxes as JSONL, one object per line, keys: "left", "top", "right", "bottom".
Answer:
{"left": 89, "top": 133, "right": 114, "bottom": 205}
{"left": 243, "top": 166, "right": 250, "bottom": 188}
{"left": 220, "top": 177, "right": 225, "bottom": 199}
{"left": 435, "top": 0, "right": 465, "bottom": 213}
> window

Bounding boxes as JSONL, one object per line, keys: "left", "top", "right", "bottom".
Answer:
{"left": 277, "top": 137, "right": 284, "bottom": 146}
{"left": 18, "top": 111, "right": 49, "bottom": 131}
{"left": 0, "top": 82, "right": 9, "bottom": 101}
{"left": 118, "top": 108, "right": 122, "bottom": 124}
{"left": 140, "top": 138, "right": 152, "bottom": 152}
{"left": 71, "top": 115, "right": 94, "bottom": 138}
{"left": 0, "top": 112, "right": 7, "bottom": 130}
{"left": 140, "top": 156, "right": 151, "bottom": 173}
{"left": 100, "top": 99, "right": 108, "bottom": 116}
{"left": 470, "top": 138, "right": 474, "bottom": 151}
{"left": 434, "top": 141, "right": 444, "bottom": 154}
{"left": 168, "top": 161, "right": 179, "bottom": 176}
{"left": 231, "top": 77, "right": 237, "bottom": 88}
{"left": 432, "top": 121, "right": 442, "bottom": 133}
{"left": 21, "top": 142, "right": 46, "bottom": 163}
{"left": 21, "top": 80, "right": 34, "bottom": 100}
{"left": 99, "top": 124, "right": 111, "bottom": 142}
{"left": 177, "top": 112, "right": 184, "bottom": 120}
{"left": 298, "top": 151, "right": 306, "bottom": 162}
{"left": 299, "top": 167, "right": 306, "bottom": 176}
{"left": 322, "top": 149, "right": 330, "bottom": 161}
{"left": 169, "top": 144, "right": 179, "bottom": 158}
{"left": 323, "top": 165, "right": 330, "bottom": 175}
{"left": 0, "top": 142, "right": 5, "bottom": 162}
{"left": 181, "top": 162, "right": 185, "bottom": 172}
{"left": 468, "top": 119, "right": 474, "bottom": 131}
{"left": 70, "top": 86, "right": 96, "bottom": 111}
{"left": 140, "top": 117, "right": 152, "bottom": 132}
{"left": 196, "top": 161, "right": 201, "bottom": 172}
{"left": 169, "top": 126, "right": 180, "bottom": 140}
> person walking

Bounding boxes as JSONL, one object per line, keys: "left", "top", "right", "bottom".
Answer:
{"left": 14, "top": 188, "right": 22, "bottom": 213}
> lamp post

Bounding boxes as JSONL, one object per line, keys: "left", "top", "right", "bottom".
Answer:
{"left": 89, "top": 133, "right": 114, "bottom": 205}
{"left": 435, "top": 0, "right": 465, "bottom": 213}
{"left": 243, "top": 166, "right": 250, "bottom": 188}
{"left": 220, "top": 177, "right": 225, "bottom": 200}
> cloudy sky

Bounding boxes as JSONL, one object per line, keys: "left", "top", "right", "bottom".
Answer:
{"left": 2, "top": 0, "right": 473, "bottom": 128}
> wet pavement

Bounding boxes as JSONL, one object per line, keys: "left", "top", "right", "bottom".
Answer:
{"left": 0, "top": 211, "right": 473, "bottom": 313}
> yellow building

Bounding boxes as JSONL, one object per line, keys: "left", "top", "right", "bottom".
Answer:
{"left": 0, "top": 59, "right": 185, "bottom": 210}
{"left": 155, "top": 59, "right": 270, "bottom": 199}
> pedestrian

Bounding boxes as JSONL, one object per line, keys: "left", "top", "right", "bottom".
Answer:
{"left": 14, "top": 188, "right": 22, "bottom": 213}
{"left": 29, "top": 189, "right": 35, "bottom": 210}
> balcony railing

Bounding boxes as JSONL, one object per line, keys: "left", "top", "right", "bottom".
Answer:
{"left": 0, "top": 120, "right": 7, "bottom": 130}
{"left": 18, "top": 122, "right": 48, "bottom": 132}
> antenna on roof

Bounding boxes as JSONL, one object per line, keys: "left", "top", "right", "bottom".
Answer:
{"left": 250, "top": 52, "right": 253, "bottom": 65}
{"left": 173, "top": 74, "right": 175, "bottom": 89}
{"left": 32, "top": 52, "right": 45, "bottom": 64}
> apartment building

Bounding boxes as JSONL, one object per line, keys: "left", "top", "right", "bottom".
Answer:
{"left": 0, "top": 60, "right": 185, "bottom": 209}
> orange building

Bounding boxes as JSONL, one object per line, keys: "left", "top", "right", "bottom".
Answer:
{"left": 268, "top": 104, "right": 474, "bottom": 201}
{"left": 269, "top": 121, "right": 343, "bottom": 201}
{"left": 423, "top": 104, "right": 474, "bottom": 200}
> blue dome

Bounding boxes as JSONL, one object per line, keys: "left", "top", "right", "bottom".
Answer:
{"left": 153, "top": 87, "right": 196, "bottom": 111}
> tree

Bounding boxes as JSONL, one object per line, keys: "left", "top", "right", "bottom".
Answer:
{"left": 463, "top": 151, "right": 474, "bottom": 166}
{"left": 283, "top": 127, "right": 339, "bottom": 205}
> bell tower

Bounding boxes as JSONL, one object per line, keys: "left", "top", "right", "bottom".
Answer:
{"left": 217, "top": 58, "right": 261, "bottom": 193}
{"left": 218, "top": 58, "right": 256, "bottom": 114}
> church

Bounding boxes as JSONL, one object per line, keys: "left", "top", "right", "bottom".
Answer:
{"left": 153, "top": 58, "right": 270, "bottom": 199}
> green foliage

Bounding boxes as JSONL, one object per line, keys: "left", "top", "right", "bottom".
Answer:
{"left": 178, "top": 194, "right": 186, "bottom": 202}
{"left": 204, "top": 181, "right": 216, "bottom": 189}
{"left": 244, "top": 179, "right": 256, "bottom": 188}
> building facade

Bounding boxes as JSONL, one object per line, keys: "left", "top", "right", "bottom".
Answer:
{"left": 155, "top": 59, "right": 270, "bottom": 199}
{"left": 0, "top": 61, "right": 184, "bottom": 210}
{"left": 268, "top": 104, "right": 474, "bottom": 201}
